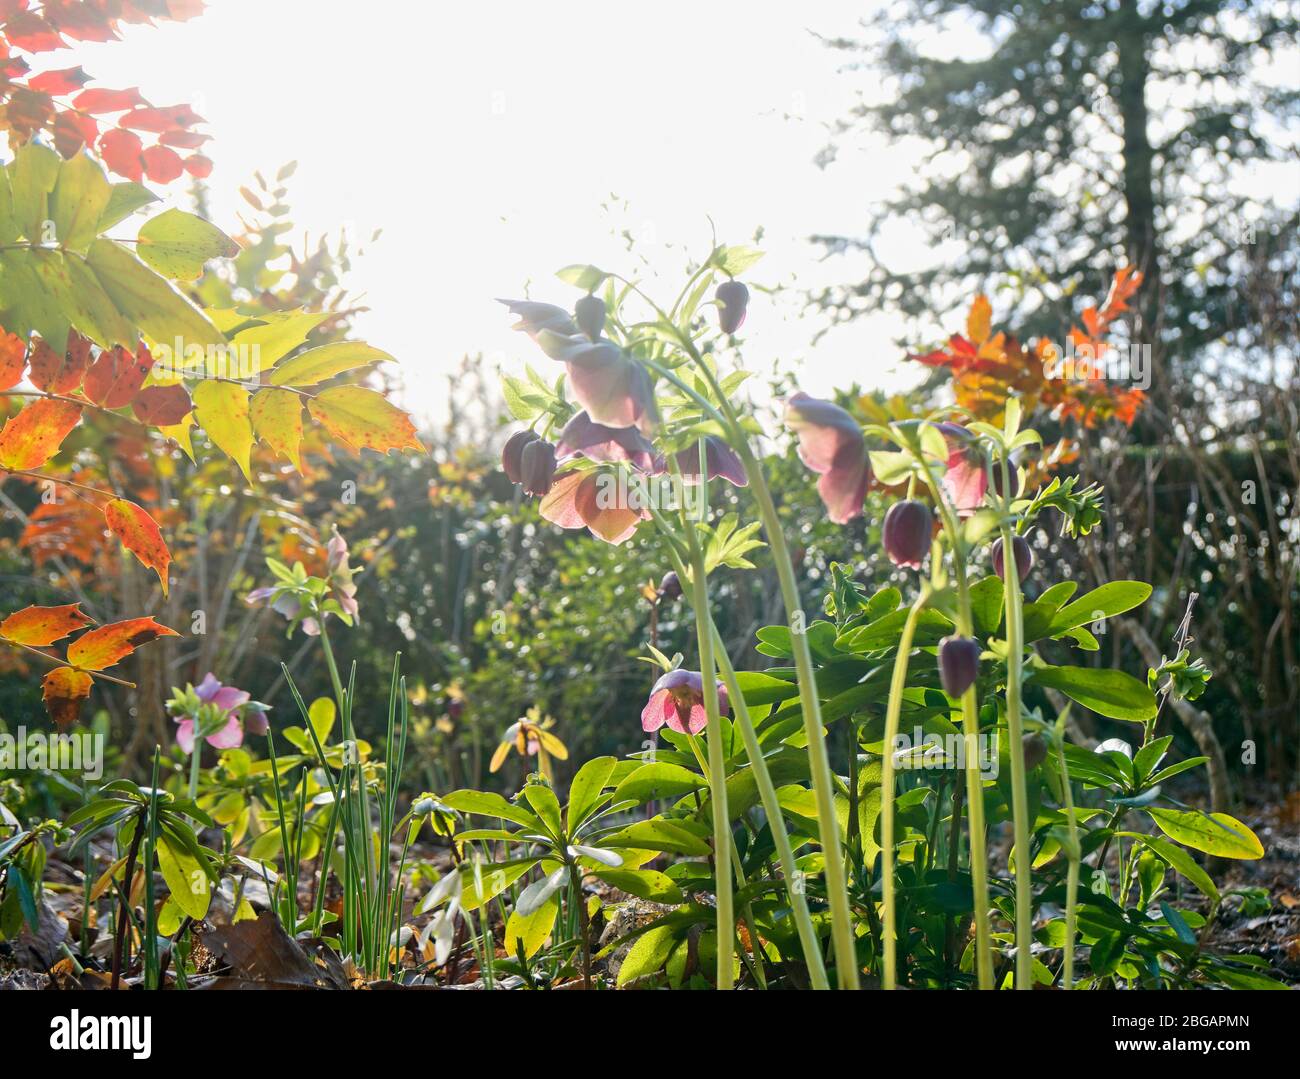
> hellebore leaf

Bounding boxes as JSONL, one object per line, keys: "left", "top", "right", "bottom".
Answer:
{"left": 1030, "top": 664, "right": 1157, "bottom": 722}
{"left": 1146, "top": 808, "right": 1264, "bottom": 860}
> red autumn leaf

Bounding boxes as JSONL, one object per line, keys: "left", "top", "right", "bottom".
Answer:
{"left": 83, "top": 343, "right": 151, "bottom": 408}
{"left": 4, "top": 86, "right": 54, "bottom": 135}
{"left": 0, "top": 397, "right": 83, "bottom": 470}
{"left": 0, "top": 603, "right": 95, "bottom": 647}
{"left": 182, "top": 153, "right": 212, "bottom": 179}
{"left": 158, "top": 128, "right": 208, "bottom": 148}
{"left": 42, "top": 0, "right": 119, "bottom": 42}
{"left": 131, "top": 382, "right": 192, "bottom": 425}
{"left": 42, "top": 666, "right": 92, "bottom": 729}
{"left": 0, "top": 1, "right": 32, "bottom": 23}
{"left": 65, "top": 615, "right": 178, "bottom": 671}
{"left": 28, "top": 331, "right": 92, "bottom": 393}
{"left": 103, "top": 497, "right": 171, "bottom": 594}
{"left": 27, "top": 64, "right": 89, "bottom": 94}
{"left": 0, "top": 330, "right": 25, "bottom": 390}
{"left": 5, "top": 10, "right": 64, "bottom": 52}
{"left": 52, "top": 108, "right": 98, "bottom": 156}
{"left": 118, "top": 104, "right": 203, "bottom": 133}
{"left": 141, "top": 142, "right": 182, "bottom": 183}
{"left": 72, "top": 86, "right": 146, "bottom": 113}
{"left": 99, "top": 126, "right": 144, "bottom": 181}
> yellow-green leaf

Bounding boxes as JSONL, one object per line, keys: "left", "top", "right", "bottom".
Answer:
{"left": 307, "top": 385, "right": 422, "bottom": 455}
{"left": 86, "top": 238, "right": 225, "bottom": 348}
{"left": 29, "top": 249, "right": 135, "bottom": 348}
{"left": 269, "top": 341, "right": 394, "bottom": 387}
{"left": 1146, "top": 808, "right": 1264, "bottom": 860}
{"left": 229, "top": 309, "right": 330, "bottom": 374}
{"left": 137, "top": 209, "right": 239, "bottom": 281}
{"left": 51, "top": 153, "right": 112, "bottom": 253}
{"left": 193, "top": 380, "right": 254, "bottom": 480}
{"left": 156, "top": 832, "right": 211, "bottom": 920}
{"left": 9, "top": 142, "right": 60, "bottom": 241}
{"left": 250, "top": 387, "right": 304, "bottom": 470}
{"left": 503, "top": 892, "right": 558, "bottom": 960}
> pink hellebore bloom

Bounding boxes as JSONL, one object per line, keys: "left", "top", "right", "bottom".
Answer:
{"left": 641, "top": 669, "right": 730, "bottom": 736}
{"left": 556, "top": 411, "right": 657, "bottom": 473}
{"left": 538, "top": 469, "right": 649, "bottom": 545}
{"left": 783, "top": 392, "right": 871, "bottom": 524}
{"left": 665, "top": 436, "right": 748, "bottom": 488}
{"left": 935, "top": 422, "right": 989, "bottom": 517}
{"left": 174, "top": 673, "right": 250, "bottom": 754}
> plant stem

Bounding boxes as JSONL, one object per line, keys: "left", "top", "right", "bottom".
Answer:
{"left": 736, "top": 443, "right": 859, "bottom": 988}
{"left": 684, "top": 533, "right": 735, "bottom": 989}
{"left": 111, "top": 811, "right": 145, "bottom": 991}
{"left": 881, "top": 591, "right": 929, "bottom": 989}
{"left": 709, "top": 620, "right": 830, "bottom": 990}
{"left": 1000, "top": 515, "right": 1034, "bottom": 990}
{"left": 1053, "top": 733, "right": 1081, "bottom": 990}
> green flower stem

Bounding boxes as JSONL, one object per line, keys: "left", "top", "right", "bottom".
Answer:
{"left": 708, "top": 619, "right": 831, "bottom": 990}
{"left": 682, "top": 528, "right": 736, "bottom": 990}
{"left": 917, "top": 464, "right": 994, "bottom": 990}
{"left": 1000, "top": 511, "right": 1034, "bottom": 990}
{"left": 1053, "top": 733, "right": 1081, "bottom": 990}
{"left": 880, "top": 589, "right": 930, "bottom": 989}
{"left": 733, "top": 441, "right": 859, "bottom": 989}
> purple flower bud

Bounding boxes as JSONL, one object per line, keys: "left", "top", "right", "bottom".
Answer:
{"left": 520, "top": 438, "right": 557, "bottom": 497}
{"left": 715, "top": 281, "right": 749, "bottom": 334}
{"left": 938, "top": 635, "right": 981, "bottom": 698}
{"left": 447, "top": 698, "right": 464, "bottom": 721}
{"left": 658, "top": 571, "right": 682, "bottom": 602}
{"left": 244, "top": 708, "right": 269, "bottom": 737}
{"left": 991, "top": 535, "right": 1034, "bottom": 583}
{"left": 882, "top": 499, "right": 932, "bottom": 569}
{"left": 1021, "top": 733, "right": 1047, "bottom": 770}
{"left": 574, "top": 294, "right": 606, "bottom": 341}
{"left": 502, "top": 430, "right": 539, "bottom": 484}
{"left": 991, "top": 464, "right": 1020, "bottom": 499}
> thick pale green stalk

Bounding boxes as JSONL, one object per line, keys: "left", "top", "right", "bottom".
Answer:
{"left": 735, "top": 443, "right": 859, "bottom": 989}
{"left": 921, "top": 471, "right": 994, "bottom": 990}
{"left": 1054, "top": 734, "right": 1081, "bottom": 989}
{"left": 685, "top": 540, "right": 735, "bottom": 989}
{"left": 880, "top": 594, "right": 928, "bottom": 989}
{"left": 709, "top": 619, "right": 830, "bottom": 990}
{"left": 1000, "top": 518, "right": 1033, "bottom": 990}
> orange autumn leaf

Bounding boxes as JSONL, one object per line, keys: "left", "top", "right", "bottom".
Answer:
{"left": 28, "top": 333, "right": 92, "bottom": 395}
{"left": 306, "top": 385, "right": 423, "bottom": 456}
{"left": 0, "top": 603, "right": 96, "bottom": 647}
{"left": 0, "top": 397, "right": 84, "bottom": 470}
{"left": 966, "top": 293, "right": 992, "bottom": 347}
{"left": 0, "top": 331, "right": 25, "bottom": 390}
{"left": 103, "top": 497, "right": 171, "bottom": 594}
{"left": 83, "top": 344, "right": 153, "bottom": 408}
{"left": 65, "top": 616, "right": 178, "bottom": 671}
{"left": 42, "top": 667, "right": 94, "bottom": 730}
{"left": 131, "top": 383, "right": 192, "bottom": 426}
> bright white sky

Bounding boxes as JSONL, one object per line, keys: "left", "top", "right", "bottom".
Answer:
{"left": 75, "top": 0, "right": 937, "bottom": 426}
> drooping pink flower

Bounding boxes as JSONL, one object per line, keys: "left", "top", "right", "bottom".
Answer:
{"left": 641, "top": 669, "right": 730, "bottom": 736}
{"left": 665, "top": 436, "right": 748, "bottom": 487}
{"left": 556, "top": 411, "right": 656, "bottom": 472}
{"left": 538, "top": 469, "right": 648, "bottom": 544}
{"left": 783, "top": 392, "right": 870, "bottom": 524}
{"left": 936, "top": 422, "right": 989, "bottom": 517}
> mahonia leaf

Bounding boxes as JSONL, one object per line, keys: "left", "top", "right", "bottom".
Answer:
{"left": 249, "top": 387, "right": 304, "bottom": 470}
{"left": 131, "top": 382, "right": 192, "bottom": 425}
{"left": 42, "top": 667, "right": 93, "bottom": 730}
{"left": 0, "top": 397, "right": 83, "bottom": 470}
{"left": 193, "top": 380, "right": 254, "bottom": 480}
{"left": 28, "top": 332, "right": 92, "bottom": 393}
{"left": 65, "top": 616, "right": 178, "bottom": 671}
{"left": 82, "top": 343, "right": 151, "bottom": 407}
{"left": 136, "top": 208, "right": 238, "bottom": 281}
{"left": 268, "top": 342, "right": 394, "bottom": 387}
{"left": 103, "top": 497, "right": 171, "bottom": 594}
{"left": 306, "top": 385, "right": 423, "bottom": 456}
{"left": 0, "top": 331, "right": 25, "bottom": 390}
{"left": 0, "top": 603, "right": 95, "bottom": 647}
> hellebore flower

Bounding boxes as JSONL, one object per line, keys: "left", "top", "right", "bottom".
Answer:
{"left": 991, "top": 534, "right": 1034, "bottom": 583}
{"left": 938, "top": 635, "right": 981, "bottom": 698}
{"left": 575, "top": 295, "right": 606, "bottom": 341}
{"left": 666, "top": 436, "right": 748, "bottom": 487}
{"left": 169, "top": 673, "right": 256, "bottom": 754}
{"left": 715, "top": 280, "right": 749, "bottom": 334}
{"left": 539, "top": 469, "right": 649, "bottom": 544}
{"left": 783, "top": 392, "right": 870, "bottom": 524}
{"left": 497, "top": 299, "right": 578, "bottom": 337}
{"left": 520, "top": 438, "right": 558, "bottom": 496}
{"left": 882, "top": 499, "right": 932, "bottom": 569}
{"left": 641, "top": 668, "right": 730, "bottom": 736}
{"left": 489, "top": 707, "right": 568, "bottom": 776}
{"left": 501, "top": 299, "right": 656, "bottom": 431}
{"left": 936, "top": 422, "right": 990, "bottom": 516}
{"left": 556, "top": 411, "right": 656, "bottom": 472}
{"left": 658, "top": 571, "right": 682, "bottom": 602}
{"left": 502, "top": 429, "right": 539, "bottom": 483}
